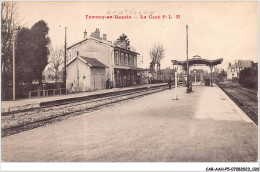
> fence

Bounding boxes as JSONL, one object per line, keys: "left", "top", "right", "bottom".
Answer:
{"left": 29, "top": 88, "right": 67, "bottom": 99}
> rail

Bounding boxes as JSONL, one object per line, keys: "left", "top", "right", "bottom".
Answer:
{"left": 217, "top": 83, "right": 258, "bottom": 125}
{"left": 3, "top": 84, "right": 169, "bottom": 136}
{"left": 29, "top": 88, "right": 67, "bottom": 99}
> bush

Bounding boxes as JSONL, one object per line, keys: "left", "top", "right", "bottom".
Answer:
{"left": 239, "top": 67, "right": 257, "bottom": 90}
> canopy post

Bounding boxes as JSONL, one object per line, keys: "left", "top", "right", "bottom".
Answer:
{"left": 210, "top": 63, "right": 213, "bottom": 87}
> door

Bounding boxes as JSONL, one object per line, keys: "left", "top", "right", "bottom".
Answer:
{"left": 91, "top": 68, "right": 105, "bottom": 90}
{"left": 95, "top": 71, "right": 102, "bottom": 90}
{"left": 91, "top": 68, "right": 96, "bottom": 90}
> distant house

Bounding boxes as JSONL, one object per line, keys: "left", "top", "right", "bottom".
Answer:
{"left": 227, "top": 60, "right": 253, "bottom": 80}
{"left": 42, "top": 67, "right": 63, "bottom": 83}
{"left": 160, "top": 68, "right": 176, "bottom": 81}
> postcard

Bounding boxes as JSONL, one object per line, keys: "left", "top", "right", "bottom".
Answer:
{"left": 1, "top": 1, "right": 258, "bottom": 171}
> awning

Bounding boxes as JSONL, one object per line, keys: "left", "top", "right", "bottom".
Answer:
{"left": 172, "top": 58, "right": 223, "bottom": 67}
{"left": 114, "top": 66, "right": 144, "bottom": 70}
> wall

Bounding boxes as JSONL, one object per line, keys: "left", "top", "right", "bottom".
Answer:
{"left": 66, "top": 58, "right": 91, "bottom": 92}
{"left": 227, "top": 68, "right": 232, "bottom": 79}
{"left": 227, "top": 68, "right": 239, "bottom": 80}
{"left": 114, "top": 49, "right": 137, "bottom": 68}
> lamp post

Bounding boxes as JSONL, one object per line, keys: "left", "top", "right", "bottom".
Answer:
{"left": 186, "top": 25, "right": 189, "bottom": 91}
{"left": 13, "top": 38, "right": 15, "bottom": 101}
{"left": 172, "top": 64, "right": 178, "bottom": 100}
{"left": 12, "top": 28, "right": 19, "bottom": 101}
{"left": 117, "top": 70, "right": 120, "bottom": 87}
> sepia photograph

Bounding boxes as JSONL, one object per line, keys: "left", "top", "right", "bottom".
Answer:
{"left": 1, "top": 0, "right": 259, "bottom": 171}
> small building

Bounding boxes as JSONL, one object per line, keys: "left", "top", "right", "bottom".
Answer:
{"left": 227, "top": 60, "right": 253, "bottom": 80}
{"left": 66, "top": 56, "right": 107, "bottom": 92}
{"left": 66, "top": 28, "right": 141, "bottom": 91}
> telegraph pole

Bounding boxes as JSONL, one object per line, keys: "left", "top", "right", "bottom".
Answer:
{"left": 77, "top": 51, "right": 79, "bottom": 93}
{"left": 13, "top": 39, "right": 15, "bottom": 101}
{"left": 64, "top": 27, "right": 67, "bottom": 88}
{"left": 186, "top": 25, "right": 189, "bottom": 90}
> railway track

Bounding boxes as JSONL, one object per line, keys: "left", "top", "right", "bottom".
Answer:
{"left": 229, "top": 85, "right": 258, "bottom": 102}
{"left": 2, "top": 84, "right": 169, "bottom": 137}
{"left": 217, "top": 83, "right": 258, "bottom": 125}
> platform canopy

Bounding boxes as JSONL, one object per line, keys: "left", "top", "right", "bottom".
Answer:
{"left": 171, "top": 57, "right": 223, "bottom": 70}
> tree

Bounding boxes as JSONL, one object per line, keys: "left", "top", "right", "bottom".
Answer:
{"left": 149, "top": 43, "right": 165, "bottom": 79}
{"left": 219, "top": 69, "right": 227, "bottom": 77}
{"left": 1, "top": 2, "right": 21, "bottom": 99}
{"left": 30, "top": 20, "right": 50, "bottom": 85}
{"left": 118, "top": 33, "right": 130, "bottom": 48}
{"left": 16, "top": 27, "right": 34, "bottom": 83}
{"left": 149, "top": 59, "right": 156, "bottom": 79}
{"left": 15, "top": 20, "right": 51, "bottom": 85}
{"left": 48, "top": 46, "right": 64, "bottom": 83}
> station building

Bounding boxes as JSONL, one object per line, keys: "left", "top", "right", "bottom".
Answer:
{"left": 66, "top": 28, "right": 140, "bottom": 92}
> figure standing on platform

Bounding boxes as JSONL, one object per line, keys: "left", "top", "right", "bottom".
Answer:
{"left": 168, "top": 77, "right": 172, "bottom": 90}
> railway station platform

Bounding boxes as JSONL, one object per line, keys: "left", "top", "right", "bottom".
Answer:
{"left": 1, "top": 83, "right": 258, "bottom": 162}
{"left": 1, "top": 83, "right": 167, "bottom": 113}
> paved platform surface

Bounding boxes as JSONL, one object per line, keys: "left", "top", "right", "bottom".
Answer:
{"left": 1, "top": 83, "right": 167, "bottom": 113}
{"left": 1, "top": 85, "right": 258, "bottom": 162}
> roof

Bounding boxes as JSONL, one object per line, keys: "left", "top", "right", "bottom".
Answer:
{"left": 67, "top": 36, "right": 113, "bottom": 49}
{"left": 114, "top": 66, "right": 141, "bottom": 70}
{"left": 80, "top": 56, "right": 108, "bottom": 68}
{"left": 229, "top": 60, "right": 252, "bottom": 69}
{"left": 67, "top": 36, "right": 139, "bottom": 55}
{"left": 161, "top": 69, "right": 176, "bottom": 73}
{"left": 135, "top": 67, "right": 146, "bottom": 71}
{"left": 66, "top": 56, "right": 108, "bottom": 68}
{"left": 171, "top": 58, "right": 223, "bottom": 68}
{"left": 44, "top": 67, "right": 55, "bottom": 73}
{"left": 113, "top": 45, "right": 140, "bottom": 55}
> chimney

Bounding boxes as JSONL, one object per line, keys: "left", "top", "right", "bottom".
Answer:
{"left": 83, "top": 29, "right": 87, "bottom": 39}
{"left": 122, "top": 41, "right": 127, "bottom": 49}
{"left": 95, "top": 28, "right": 100, "bottom": 39}
{"left": 103, "top": 34, "right": 107, "bottom": 41}
{"left": 116, "top": 39, "right": 121, "bottom": 46}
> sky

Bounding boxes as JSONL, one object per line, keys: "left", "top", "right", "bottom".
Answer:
{"left": 16, "top": 1, "right": 258, "bottom": 70}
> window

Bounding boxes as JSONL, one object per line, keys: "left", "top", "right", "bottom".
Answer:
{"left": 125, "top": 54, "right": 128, "bottom": 66}
{"left": 121, "top": 53, "right": 124, "bottom": 65}
{"left": 134, "top": 56, "right": 136, "bottom": 67}
{"left": 129, "top": 55, "right": 132, "bottom": 66}
{"left": 115, "top": 52, "right": 119, "bottom": 64}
